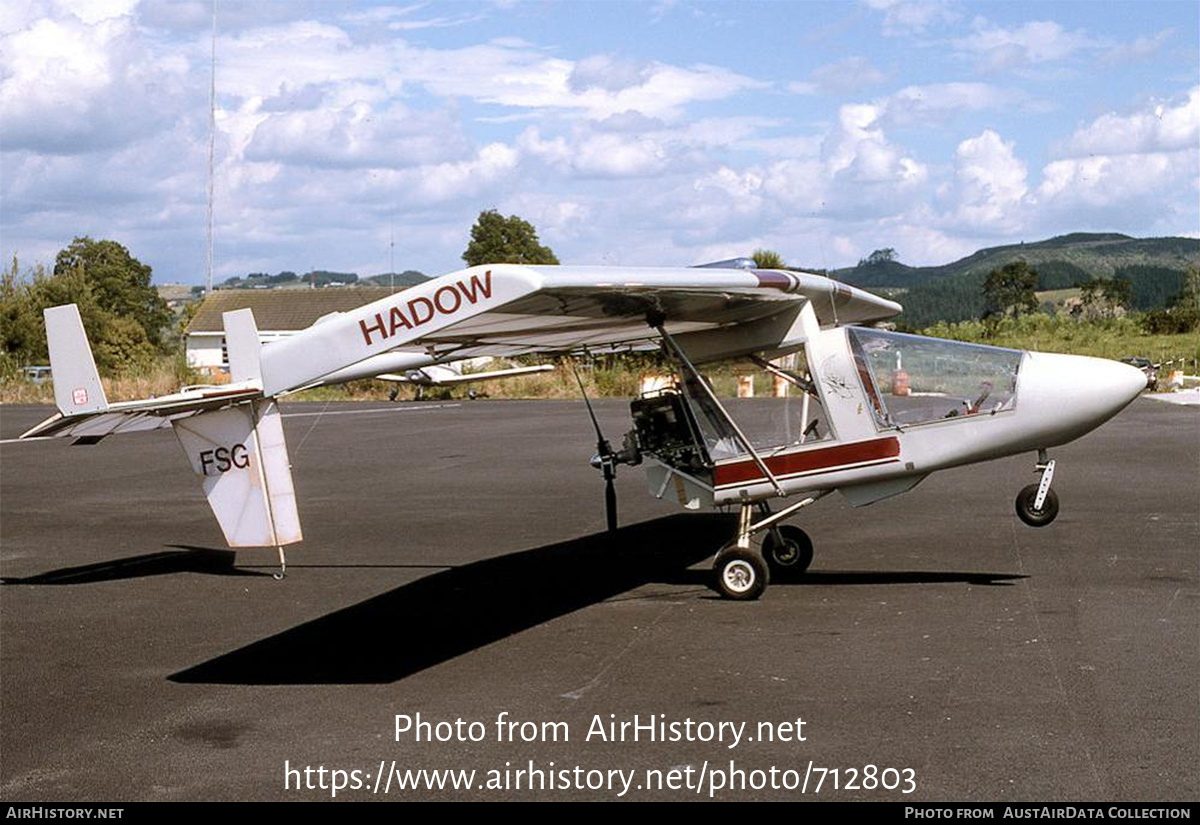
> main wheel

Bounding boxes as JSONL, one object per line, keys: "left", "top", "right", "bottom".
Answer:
{"left": 712, "top": 547, "right": 769, "bottom": 601}
{"left": 1015, "top": 483, "right": 1059, "bottom": 527}
{"left": 762, "top": 525, "right": 814, "bottom": 579}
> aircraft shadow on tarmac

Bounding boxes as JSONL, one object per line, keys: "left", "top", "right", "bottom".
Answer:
{"left": 0, "top": 547, "right": 274, "bottom": 584}
{"left": 165, "top": 514, "right": 1025, "bottom": 686}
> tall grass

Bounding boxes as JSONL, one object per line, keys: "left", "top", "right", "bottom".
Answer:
{"left": 0, "top": 353, "right": 201, "bottom": 404}
{"left": 922, "top": 315, "right": 1199, "bottom": 365}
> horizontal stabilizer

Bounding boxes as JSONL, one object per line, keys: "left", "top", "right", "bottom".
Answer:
{"left": 19, "top": 382, "right": 263, "bottom": 440}
{"left": 44, "top": 304, "right": 108, "bottom": 415}
{"left": 172, "top": 401, "right": 301, "bottom": 548}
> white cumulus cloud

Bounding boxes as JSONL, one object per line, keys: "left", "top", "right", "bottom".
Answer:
{"left": 1055, "top": 86, "right": 1200, "bottom": 158}
{"left": 0, "top": 13, "right": 187, "bottom": 154}
{"left": 954, "top": 18, "right": 1100, "bottom": 72}
{"left": 950, "top": 130, "right": 1029, "bottom": 232}
{"left": 245, "top": 104, "right": 472, "bottom": 169}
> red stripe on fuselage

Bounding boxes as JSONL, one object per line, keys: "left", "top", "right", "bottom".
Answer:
{"left": 713, "top": 437, "right": 901, "bottom": 488}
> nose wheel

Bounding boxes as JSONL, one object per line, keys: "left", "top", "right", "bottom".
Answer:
{"left": 1015, "top": 451, "right": 1059, "bottom": 527}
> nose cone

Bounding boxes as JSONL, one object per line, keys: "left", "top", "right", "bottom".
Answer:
{"left": 1019, "top": 352, "right": 1145, "bottom": 444}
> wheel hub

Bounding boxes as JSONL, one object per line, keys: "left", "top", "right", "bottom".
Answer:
{"left": 722, "top": 561, "right": 756, "bottom": 592}
{"left": 772, "top": 540, "right": 799, "bottom": 566}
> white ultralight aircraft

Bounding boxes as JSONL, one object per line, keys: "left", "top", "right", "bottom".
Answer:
{"left": 21, "top": 259, "right": 1146, "bottom": 599}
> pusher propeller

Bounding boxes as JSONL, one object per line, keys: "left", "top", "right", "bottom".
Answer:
{"left": 571, "top": 363, "right": 638, "bottom": 532}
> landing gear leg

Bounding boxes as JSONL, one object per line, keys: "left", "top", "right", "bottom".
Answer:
{"left": 1015, "top": 449, "right": 1059, "bottom": 527}
{"left": 273, "top": 545, "right": 287, "bottom": 580}
{"left": 709, "top": 493, "right": 829, "bottom": 600}
{"left": 712, "top": 503, "right": 769, "bottom": 600}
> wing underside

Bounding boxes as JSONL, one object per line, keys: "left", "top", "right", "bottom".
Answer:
{"left": 260, "top": 266, "right": 902, "bottom": 394}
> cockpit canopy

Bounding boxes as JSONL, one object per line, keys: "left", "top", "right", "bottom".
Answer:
{"left": 846, "top": 327, "right": 1022, "bottom": 428}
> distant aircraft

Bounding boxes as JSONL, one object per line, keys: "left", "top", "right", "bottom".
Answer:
{"left": 22, "top": 261, "right": 1144, "bottom": 598}
{"left": 373, "top": 360, "right": 554, "bottom": 401}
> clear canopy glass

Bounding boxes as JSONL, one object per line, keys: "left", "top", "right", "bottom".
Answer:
{"left": 846, "top": 327, "right": 1023, "bottom": 428}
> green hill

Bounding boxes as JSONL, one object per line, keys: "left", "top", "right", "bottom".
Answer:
{"left": 214, "top": 269, "right": 430, "bottom": 290}
{"left": 360, "top": 270, "right": 430, "bottom": 288}
{"left": 826, "top": 234, "right": 1200, "bottom": 327}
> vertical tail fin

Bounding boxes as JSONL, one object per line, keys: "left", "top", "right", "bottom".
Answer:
{"left": 44, "top": 304, "right": 108, "bottom": 415}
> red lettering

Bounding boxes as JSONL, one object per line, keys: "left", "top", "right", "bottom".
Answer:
{"left": 434, "top": 285, "right": 462, "bottom": 315}
{"left": 360, "top": 313, "right": 387, "bottom": 346}
{"left": 360, "top": 271, "right": 494, "bottom": 348}
{"left": 388, "top": 306, "right": 411, "bottom": 336}
{"left": 458, "top": 270, "right": 492, "bottom": 304}
{"left": 407, "top": 296, "right": 435, "bottom": 326}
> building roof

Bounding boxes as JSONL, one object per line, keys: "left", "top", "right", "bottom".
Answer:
{"left": 186, "top": 287, "right": 406, "bottom": 333}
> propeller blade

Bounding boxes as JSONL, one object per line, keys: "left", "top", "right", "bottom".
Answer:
{"left": 571, "top": 360, "right": 621, "bottom": 531}
{"left": 604, "top": 470, "right": 618, "bottom": 532}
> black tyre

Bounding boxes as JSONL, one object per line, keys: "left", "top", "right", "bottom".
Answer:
{"left": 712, "top": 547, "right": 769, "bottom": 601}
{"left": 1015, "top": 483, "right": 1059, "bottom": 527}
{"left": 762, "top": 525, "right": 814, "bottom": 578}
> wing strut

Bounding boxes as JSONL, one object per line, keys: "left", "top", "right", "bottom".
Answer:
{"left": 655, "top": 325, "right": 787, "bottom": 498}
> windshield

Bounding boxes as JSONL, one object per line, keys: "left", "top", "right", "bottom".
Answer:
{"left": 846, "top": 327, "right": 1022, "bottom": 428}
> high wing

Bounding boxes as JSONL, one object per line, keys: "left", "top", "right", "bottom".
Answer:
{"left": 260, "top": 265, "right": 900, "bottom": 396}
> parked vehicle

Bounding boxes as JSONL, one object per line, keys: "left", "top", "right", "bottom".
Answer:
{"left": 20, "top": 365, "right": 52, "bottom": 386}
{"left": 1119, "top": 357, "right": 1158, "bottom": 390}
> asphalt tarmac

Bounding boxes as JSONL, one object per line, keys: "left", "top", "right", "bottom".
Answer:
{"left": 1, "top": 398, "right": 1196, "bottom": 802}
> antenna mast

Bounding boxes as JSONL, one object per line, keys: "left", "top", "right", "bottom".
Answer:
{"left": 389, "top": 212, "right": 395, "bottom": 291}
{"left": 205, "top": 2, "right": 216, "bottom": 293}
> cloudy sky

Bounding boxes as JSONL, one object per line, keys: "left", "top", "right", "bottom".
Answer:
{"left": 1, "top": 0, "right": 1197, "bottom": 284}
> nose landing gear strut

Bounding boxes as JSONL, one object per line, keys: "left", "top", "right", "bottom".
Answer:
{"left": 1015, "top": 449, "right": 1059, "bottom": 527}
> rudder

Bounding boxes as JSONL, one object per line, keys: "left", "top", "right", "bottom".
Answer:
{"left": 44, "top": 304, "right": 108, "bottom": 415}
{"left": 172, "top": 400, "right": 302, "bottom": 548}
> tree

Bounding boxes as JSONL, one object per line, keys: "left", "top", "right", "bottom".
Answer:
{"left": 53, "top": 237, "right": 171, "bottom": 349}
{"left": 858, "top": 248, "right": 897, "bottom": 267}
{"left": 1077, "top": 276, "right": 1133, "bottom": 320}
{"left": 983, "top": 261, "right": 1038, "bottom": 319}
{"left": 462, "top": 210, "right": 559, "bottom": 267}
{"left": 0, "top": 255, "right": 44, "bottom": 375}
{"left": 1103, "top": 277, "right": 1133, "bottom": 312}
{"left": 1143, "top": 267, "right": 1200, "bottom": 333}
{"left": 0, "top": 241, "right": 167, "bottom": 375}
{"left": 752, "top": 249, "right": 785, "bottom": 269}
